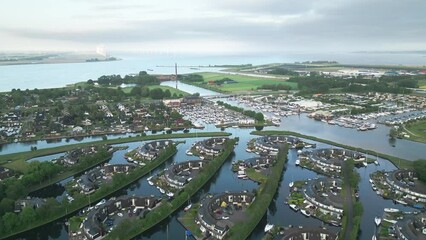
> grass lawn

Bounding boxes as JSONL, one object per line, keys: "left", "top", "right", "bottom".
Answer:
{"left": 245, "top": 168, "right": 268, "bottom": 183}
{"left": 419, "top": 80, "right": 426, "bottom": 89}
{"left": 197, "top": 72, "right": 297, "bottom": 92}
{"left": 147, "top": 85, "right": 189, "bottom": 96}
{"left": 404, "top": 120, "right": 426, "bottom": 143}
{"left": 69, "top": 216, "right": 85, "bottom": 232}
{"left": 178, "top": 206, "right": 203, "bottom": 239}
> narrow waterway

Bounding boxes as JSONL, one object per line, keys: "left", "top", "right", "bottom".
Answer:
{"left": 14, "top": 125, "right": 417, "bottom": 240}
{"left": 6, "top": 83, "right": 426, "bottom": 240}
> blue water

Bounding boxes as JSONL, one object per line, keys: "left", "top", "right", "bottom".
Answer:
{"left": 1, "top": 52, "right": 425, "bottom": 92}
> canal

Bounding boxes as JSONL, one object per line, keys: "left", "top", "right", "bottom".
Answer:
{"left": 5, "top": 82, "right": 426, "bottom": 239}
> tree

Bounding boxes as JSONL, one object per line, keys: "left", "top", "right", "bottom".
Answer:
{"left": 149, "top": 88, "right": 164, "bottom": 99}
{"left": 164, "top": 89, "right": 171, "bottom": 98}
{"left": 5, "top": 181, "right": 26, "bottom": 199}
{"left": 20, "top": 207, "right": 38, "bottom": 225}
{"left": 0, "top": 198, "right": 14, "bottom": 216}
{"left": 130, "top": 86, "right": 142, "bottom": 96}
{"left": 2, "top": 212, "right": 19, "bottom": 233}
{"left": 255, "top": 112, "right": 264, "bottom": 122}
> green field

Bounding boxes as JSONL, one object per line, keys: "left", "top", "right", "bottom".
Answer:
{"left": 196, "top": 72, "right": 297, "bottom": 92}
{"left": 404, "top": 120, "right": 426, "bottom": 143}
{"left": 146, "top": 85, "right": 190, "bottom": 96}
{"left": 419, "top": 80, "right": 426, "bottom": 89}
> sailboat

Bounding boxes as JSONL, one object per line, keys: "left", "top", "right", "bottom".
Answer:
{"left": 184, "top": 196, "right": 192, "bottom": 212}
{"left": 374, "top": 154, "right": 379, "bottom": 165}
{"left": 363, "top": 154, "right": 368, "bottom": 167}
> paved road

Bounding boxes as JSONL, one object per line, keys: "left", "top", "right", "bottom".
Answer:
{"left": 342, "top": 162, "right": 354, "bottom": 240}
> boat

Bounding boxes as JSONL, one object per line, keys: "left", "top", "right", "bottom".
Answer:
{"left": 301, "top": 209, "right": 311, "bottom": 217}
{"left": 374, "top": 160, "right": 379, "bottom": 165}
{"left": 369, "top": 179, "right": 373, "bottom": 183}
{"left": 166, "top": 192, "right": 174, "bottom": 197}
{"left": 158, "top": 187, "right": 165, "bottom": 194}
{"left": 383, "top": 219, "right": 397, "bottom": 224}
{"left": 374, "top": 217, "right": 381, "bottom": 226}
{"left": 295, "top": 159, "right": 300, "bottom": 166}
{"left": 147, "top": 176, "right": 154, "bottom": 186}
{"left": 289, "top": 182, "right": 294, "bottom": 188}
{"left": 363, "top": 161, "right": 368, "bottom": 167}
{"left": 246, "top": 148, "right": 253, "bottom": 153}
{"left": 184, "top": 204, "right": 192, "bottom": 212}
{"left": 394, "top": 199, "right": 407, "bottom": 205}
{"left": 372, "top": 235, "right": 377, "bottom": 240}
{"left": 297, "top": 150, "right": 302, "bottom": 154}
{"left": 413, "top": 204, "right": 424, "bottom": 209}
{"left": 238, "top": 174, "right": 247, "bottom": 179}
{"left": 264, "top": 224, "right": 274, "bottom": 233}
{"left": 384, "top": 208, "right": 400, "bottom": 213}
{"left": 289, "top": 204, "right": 299, "bottom": 212}
{"left": 186, "top": 150, "right": 193, "bottom": 156}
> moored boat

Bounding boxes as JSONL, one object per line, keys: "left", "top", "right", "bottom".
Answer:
{"left": 184, "top": 204, "right": 192, "bottom": 212}
{"left": 384, "top": 208, "right": 399, "bottom": 213}
{"left": 301, "top": 209, "right": 311, "bottom": 217}
{"left": 264, "top": 224, "right": 274, "bottom": 233}
{"left": 374, "top": 217, "right": 381, "bottom": 226}
{"left": 289, "top": 204, "right": 299, "bottom": 212}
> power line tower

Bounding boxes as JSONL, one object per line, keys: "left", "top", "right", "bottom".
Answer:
{"left": 175, "top": 63, "right": 178, "bottom": 89}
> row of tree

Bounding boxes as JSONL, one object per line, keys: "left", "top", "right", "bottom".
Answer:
{"left": 89, "top": 71, "right": 159, "bottom": 86}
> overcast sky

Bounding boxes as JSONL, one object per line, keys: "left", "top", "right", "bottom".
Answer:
{"left": 1, "top": 0, "right": 426, "bottom": 55}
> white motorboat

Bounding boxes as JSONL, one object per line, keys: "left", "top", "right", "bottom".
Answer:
{"left": 184, "top": 204, "right": 192, "bottom": 212}
{"left": 295, "top": 159, "right": 300, "bottom": 166}
{"left": 384, "top": 208, "right": 400, "bottom": 213}
{"left": 289, "top": 204, "right": 299, "bottom": 212}
{"left": 186, "top": 150, "right": 193, "bottom": 156}
{"left": 289, "top": 182, "right": 294, "bottom": 188}
{"left": 264, "top": 223, "right": 274, "bottom": 232}
{"left": 375, "top": 217, "right": 381, "bottom": 226}
{"left": 301, "top": 209, "right": 311, "bottom": 217}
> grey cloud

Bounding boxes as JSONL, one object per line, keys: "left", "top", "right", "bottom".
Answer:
{"left": 3, "top": 0, "right": 426, "bottom": 53}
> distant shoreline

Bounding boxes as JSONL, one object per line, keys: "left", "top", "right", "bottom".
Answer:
{"left": 0, "top": 58, "right": 120, "bottom": 67}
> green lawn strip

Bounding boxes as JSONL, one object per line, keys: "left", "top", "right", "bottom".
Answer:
{"left": 29, "top": 154, "right": 112, "bottom": 193}
{"left": 404, "top": 120, "right": 426, "bottom": 143}
{"left": 0, "top": 146, "right": 178, "bottom": 239}
{"left": 0, "top": 132, "right": 231, "bottom": 167}
{"left": 104, "top": 139, "right": 237, "bottom": 240}
{"left": 251, "top": 130, "right": 414, "bottom": 169}
{"left": 226, "top": 145, "right": 288, "bottom": 240}
{"left": 339, "top": 160, "right": 363, "bottom": 240}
